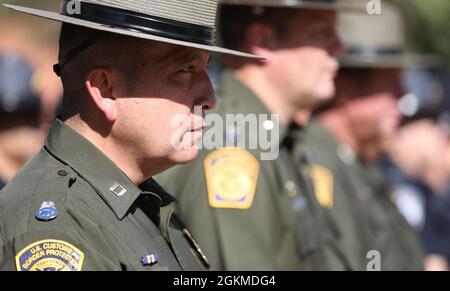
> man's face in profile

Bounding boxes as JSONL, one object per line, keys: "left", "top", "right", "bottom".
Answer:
{"left": 268, "top": 9, "right": 342, "bottom": 108}
{"left": 111, "top": 41, "right": 215, "bottom": 171}
{"left": 344, "top": 68, "right": 403, "bottom": 146}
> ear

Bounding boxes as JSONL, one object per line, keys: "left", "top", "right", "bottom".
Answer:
{"left": 85, "top": 69, "right": 118, "bottom": 123}
{"left": 245, "top": 22, "right": 278, "bottom": 63}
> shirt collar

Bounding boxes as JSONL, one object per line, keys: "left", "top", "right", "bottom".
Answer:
{"left": 44, "top": 119, "right": 174, "bottom": 220}
{"left": 139, "top": 178, "right": 177, "bottom": 207}
{"left": 306, "top": 119, "right": 357, "bottom": 165}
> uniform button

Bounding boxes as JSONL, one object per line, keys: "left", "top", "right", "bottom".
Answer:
{"left": 300, "top": 152, "right": 312, "bottom": 165}
{"left": 285, "top": 180, "right": 297, "bottom": 197}
{"left": 57, "top": 170, "right": 68, "bottom": 176}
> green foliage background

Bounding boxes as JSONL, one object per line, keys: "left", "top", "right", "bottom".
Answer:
{"left": 392, "top": 0, "right": 450, "bottom": 68}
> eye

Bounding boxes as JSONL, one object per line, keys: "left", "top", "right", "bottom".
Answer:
{"left": 179, "top": 65, "right": 196, "bottom": 74}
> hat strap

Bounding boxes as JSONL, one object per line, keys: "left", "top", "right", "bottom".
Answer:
{"left": 60, "top": 0, "right": 214, "bottom": 46}
{"left": 53, "top": 32, "right": 102, "bottom": 77}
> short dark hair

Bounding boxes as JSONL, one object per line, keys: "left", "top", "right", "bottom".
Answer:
{"left": 58, "top": 23, "right": 142, "bottom": 75}
{"left": 218, "top": 5, "right": 295, "bottom": 50}
{"left": 58, "top": 23, "right": 143, "bottom": 119}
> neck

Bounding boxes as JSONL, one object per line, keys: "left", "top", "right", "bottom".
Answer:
{"left": 233, "top": 66, "right": 295, "bottom": 126}
{"left": 319, "top": 111, "right": 360, "bottom": 155}
{"left": 359, "top": 140, "right": 384, "bottom": 163}
{"left": 294, "top": 110, "right": 313, "bottom": 127}
{"left": 65, "top": 118, "right": 149, "bottom": 185}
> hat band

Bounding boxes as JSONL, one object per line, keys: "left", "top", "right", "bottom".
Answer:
{"left": 346, "top": 47, "right": 406, "bottom": 57}
{"left": 60, "top": 0, "right": 214, "bottom": 45}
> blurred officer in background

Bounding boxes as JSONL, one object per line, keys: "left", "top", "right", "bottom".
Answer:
{"left": 0, "top": 53, "right": 44, "bottom": 190}
{"left": 386, "top": 118, "right": 449, "bottom": 271}
{"left": 158, "top": 0, "right": 364, "bottom": 270}
{"left": 291, "top": 2, "right": 425, "bottom": 270}
{"left": 384, "top": 71, "right": 450, "bottom": 270}
{"left": 384, "top": 70, "right": 447, "bottom": 231}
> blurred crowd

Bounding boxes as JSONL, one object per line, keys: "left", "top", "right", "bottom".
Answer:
{"left": 0, "top": 0, "right": 61, "bottom": 189}
{"left": 2, "top": 0, "right": 450, "bottom": 271}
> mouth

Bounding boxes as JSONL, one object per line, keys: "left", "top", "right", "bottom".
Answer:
{"left": 188, "top": 119, "right": 206, "bottom": 133}
{"left": 187, "top": 123, "right": 204, "bottom": 132}
{"left": 178, "top": 125, "right": 205, "bottom": 147}
{"left": 330, "top": 67, "right": 339, "bottom": 79}
{"left": 329, "top": 60, "right": 340, "bottom": 78}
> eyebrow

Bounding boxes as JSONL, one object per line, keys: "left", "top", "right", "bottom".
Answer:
{"left": 171, "top": 50, "right": 211, "bottom": 65}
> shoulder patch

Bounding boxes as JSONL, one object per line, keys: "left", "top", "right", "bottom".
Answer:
{"left": 204, "top": 148, "right": 259, "bottom": 209}
{"left": 15, "top": 239, "right": 84, "bottom": 271}
{"left": 309, "top": 164, "right": 334, "bottom": 209}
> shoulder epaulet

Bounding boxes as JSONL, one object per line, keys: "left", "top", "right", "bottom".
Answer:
{"left": 27, "top": 165, "right": 77, "bottom": 226}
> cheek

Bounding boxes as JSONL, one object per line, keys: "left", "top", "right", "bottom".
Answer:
{"left": 163, "top": 85, "right": 196, "bottom": 108}
{"left": 156, "top": 100, "right": 195, "bottom": 145}
{"left": 116, "top": 99, "right": 172, "bottom": 143}
{"left": 295, "top": 50, "right": 332, "bottom": 89}
{"left": 300, "top": 49, "right": 328, "bottom": 70}
{"left": 347, "top": 104, "right": 381, "bottom": 134}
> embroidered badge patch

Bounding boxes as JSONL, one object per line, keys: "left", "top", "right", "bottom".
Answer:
{"left": 204, "top": 148, "right": 259, "bottom": 209}
{"left": 15, "top": 239, "right": 84, "bottom": 271}
{"left": 309, "top": 164, "right": 334, "bottom": 208}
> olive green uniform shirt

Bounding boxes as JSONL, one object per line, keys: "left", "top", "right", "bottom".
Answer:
{"left": 354, "top": 160, "right": 425, "bottom": 271}
{"left": 158, "top": 71, "right": 349, "bottom": 271}
{"left": 292, "top": 119, "right": 424, "bottom": 271}
{"left": 290, "top": 120, "right": 368, "bottom": 270}
{"left": 0, "top": 119, "right": 208, "bottom": 271}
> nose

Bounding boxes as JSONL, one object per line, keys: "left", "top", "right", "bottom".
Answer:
{"left": 199, "top": 74, "right": 216, "bottom": 111}
{"left": 386, "top": 94, "right": 402, "bottom": 121}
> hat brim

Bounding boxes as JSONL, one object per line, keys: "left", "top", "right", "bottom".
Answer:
{"left": 3, "top": 4, "right": 262, "bottom": 60}
{"left": 220, "top": 0, "right": 365, "bottom": 11}
{"left": 339, "top": 54, "right": 439, "bottom": 69}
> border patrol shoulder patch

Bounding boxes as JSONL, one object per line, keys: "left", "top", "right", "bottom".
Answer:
{"left": 309, "top": 164, "right": 334, "bottom": 209}
{"left": 15, "top": 239, "right": 84, "bottom": 271}
{"left": 204, "top": 148, "right": 259, "bottom": 209}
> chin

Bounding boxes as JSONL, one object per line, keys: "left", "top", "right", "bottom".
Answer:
{"left": 318, "top": 83, "right": 336, "bottom": 100}
{"left": 171, "top": 148, "right": 200, "bottom": 165}
{"left": 301, "top": 88, "right": 335, "bottom": 108}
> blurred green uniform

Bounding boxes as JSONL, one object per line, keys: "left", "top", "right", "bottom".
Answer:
{"left": 158, "top": 71, "right": 351, "bottom": 271}
{"left": 291, "top": 119, "right": 424, "bottom": 271}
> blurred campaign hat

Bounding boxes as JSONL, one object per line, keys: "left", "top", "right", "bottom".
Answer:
{"left": 0, "top": 53, "right": 41, "bottom": 117}
{"left": 219, "top": 0, "right": 364, "bottom": 10}
{"left": 338, "top": 2, "right": 437, "bottom": 68}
